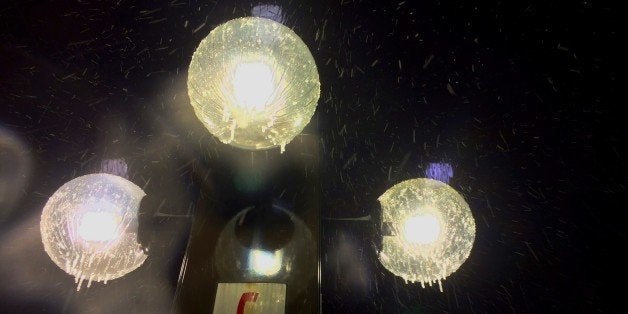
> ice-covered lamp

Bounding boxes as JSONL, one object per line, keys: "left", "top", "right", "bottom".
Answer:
{"left": 40, "top": 173, "right": 147, "bottom": 290}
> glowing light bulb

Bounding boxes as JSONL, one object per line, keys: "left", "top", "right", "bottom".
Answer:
{"left": 232, "top": 62, "right": 276, "bottom": 110}
{"left": 40, "top": 173, "right": 147, "bottom": 290}
{"left": 403, "top": 214, "right": 441, "bottom": 245}
{"left": 378, "top": 178, "right": 475, "bottom": 291}
{"left": 77, "top": 211, "right": 121, "bottom": 242}
{"left": 187, "top": 17, "right": 320, "bottom": 152}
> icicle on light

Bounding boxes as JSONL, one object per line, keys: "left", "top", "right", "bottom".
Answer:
{"left": 378, "top": 178, "right": 475, "bottom": 291}
{"left": 187, "top": 17, "right": 320, "bottom": 153}
{"left": 40, "top": 174, "right": 147, "bottom": 290}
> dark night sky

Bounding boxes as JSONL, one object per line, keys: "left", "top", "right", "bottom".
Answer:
{"left": 0, "top": 0, "right": 623, "bottom": 313}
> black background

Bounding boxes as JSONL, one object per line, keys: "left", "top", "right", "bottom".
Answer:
{"left": 0, "top": 0, "right": 623, "bottom": 313}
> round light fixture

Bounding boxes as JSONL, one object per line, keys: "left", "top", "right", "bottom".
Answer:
{"left": 187, "top": 17, "right": 320, "bottom": 152}
{"left": 378, "top": 178, "right": 475, "bottom": 291}
{"left": 40, "top": 173, "right": 147, "bottom": 290}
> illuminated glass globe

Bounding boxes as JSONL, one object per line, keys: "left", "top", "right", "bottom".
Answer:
{"left": 378, "top": 178, "right": 475, "bottom": 291}
{"left": 187, "top": 17, "right": 320, "bottom": 152}
{"left": 40, "top": 173, "right": 147, "bottom": 290}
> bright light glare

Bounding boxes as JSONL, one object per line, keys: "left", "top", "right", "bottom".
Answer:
{"left": 77, "top": 211, "right": 121, "bottom": 242}
{"left": 249, "top": 249, "right": 283, "bottom": 276}
{"left": 232, "top": 62, "right": 276, "bottom": 110}
{"left": 403, "top": 214, "right": 441, "bottom": 245}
